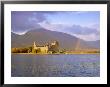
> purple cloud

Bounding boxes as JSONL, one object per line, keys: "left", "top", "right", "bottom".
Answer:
{"left": 11, "top": 11, "right": 47, "bottom": 33}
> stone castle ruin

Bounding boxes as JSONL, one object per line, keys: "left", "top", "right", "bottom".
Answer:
{"left": 32, "top": 41, "right": 59, "bottom": 53}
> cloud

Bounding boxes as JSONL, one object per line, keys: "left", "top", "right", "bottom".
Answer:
{"left": 65, "top": 25, "right": 99, "bottom": 35}
{"left": 11, "top": 11, "right": 100, "bottom": 41}
{"left": 11, "top": 11, "right": 47, "bottom": 33}
{"left": 11, "top": 11, "right": 62, "bottom": 33}
{"left": 73, "top": 33, "right": 100, "bottom": 41}
{"left": 89, "top": 24, "right": 100, "bottom": 31}
{"left": 40, "top": 22, "right": 100, "bottom": 41}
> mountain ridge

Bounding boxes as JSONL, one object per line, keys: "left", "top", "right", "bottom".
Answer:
{"left": 11, "top": 28, "right": 100, "bottom": 50}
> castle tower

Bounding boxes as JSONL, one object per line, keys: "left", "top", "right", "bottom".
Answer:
{"left": 33, "top": 41, "right": 36, "bottom": 49}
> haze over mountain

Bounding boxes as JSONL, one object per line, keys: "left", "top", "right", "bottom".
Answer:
{"left": 11, "top": 28, "right": 100, "bottom": 50}
{"left": 40, "top": 23, "right": 100, "bottom": 41}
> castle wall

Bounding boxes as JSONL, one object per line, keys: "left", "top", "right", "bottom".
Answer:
{"left": 33, "top": 41, "right": 59, "bottom": 53}
{"left": 37, "top": 46, "right": 48, "bottom": 53}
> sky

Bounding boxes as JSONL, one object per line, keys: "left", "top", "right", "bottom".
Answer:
{"left": 11, "top": 11, "right": 100, "bottom": 41}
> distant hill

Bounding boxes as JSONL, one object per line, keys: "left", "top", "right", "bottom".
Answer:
{"left": 11, "top": 28, "right": 100, "bottom": 50}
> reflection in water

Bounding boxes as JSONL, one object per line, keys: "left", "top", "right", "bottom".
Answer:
{"left": 11, "top": 54, "right": 100, "bottom": 77}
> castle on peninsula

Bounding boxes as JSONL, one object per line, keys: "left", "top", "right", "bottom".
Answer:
{"left": 32, "top": 41, "right": 59, "bottom": 53}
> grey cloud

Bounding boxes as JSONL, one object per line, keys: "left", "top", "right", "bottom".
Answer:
{"left": 11, "top": 11, "right": 47, "bottom": 33}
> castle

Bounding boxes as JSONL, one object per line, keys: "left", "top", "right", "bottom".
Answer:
{"left": 33, "top": 41, "right": 59, "bottom": 53}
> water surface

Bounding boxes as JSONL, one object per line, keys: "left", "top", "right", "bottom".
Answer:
{"left": 11, "top": 54, "right": 100, "bottom": 77}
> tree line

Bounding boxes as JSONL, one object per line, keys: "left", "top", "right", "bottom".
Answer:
{"left": 11, "top": 47, "right": 32, "bottom": 53}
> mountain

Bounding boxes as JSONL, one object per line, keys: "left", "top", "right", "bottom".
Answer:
{"left": 11, "top": 28, "right": 100, "bottom": 50}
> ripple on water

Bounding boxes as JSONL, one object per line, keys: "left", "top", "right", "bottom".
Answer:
{"left": 11, "top": 54, "right": 100, "bottom": 77}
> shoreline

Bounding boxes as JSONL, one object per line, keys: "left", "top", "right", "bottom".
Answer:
{"left": 11, "top": 53, "right": 100, "bottom": 55}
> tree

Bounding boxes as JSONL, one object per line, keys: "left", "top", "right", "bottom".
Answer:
{"left": 28, "top": 46, "right": 32, "bottom": 53}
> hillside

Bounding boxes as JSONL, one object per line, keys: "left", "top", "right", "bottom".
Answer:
{"left": 11, "top": 28, "right": 100, "bottom": 50}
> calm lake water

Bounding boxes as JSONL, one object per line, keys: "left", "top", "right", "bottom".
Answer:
{"left": 11, "top": 54, "right": 100, "bottom": 77}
